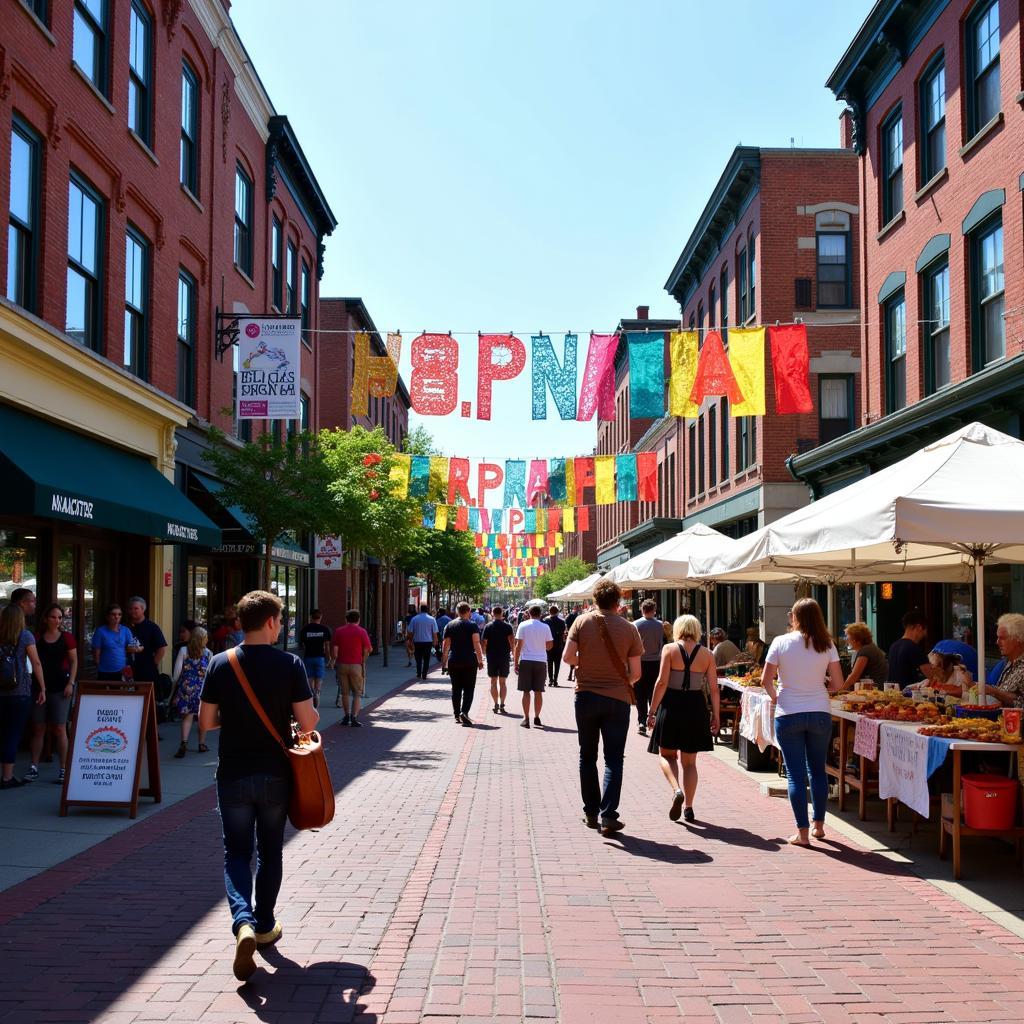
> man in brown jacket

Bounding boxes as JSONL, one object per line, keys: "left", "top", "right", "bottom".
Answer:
{"left": 563, "top": 579, "right": 643, "bottom": 837}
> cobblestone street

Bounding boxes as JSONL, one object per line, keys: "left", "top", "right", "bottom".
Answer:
{"left": 2, "top": 667, "right": 1023, "bottom": 1024}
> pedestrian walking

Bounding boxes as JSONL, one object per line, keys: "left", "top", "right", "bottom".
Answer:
{"left": 442, "top": 602, "right": 483, "bottom": 726}
{"left": 91, "top": 605, "right": 142, "bottom": 681}
{"left": 646, "top": 615, "right": 720, "bottom": 822}
{"left": 331, "top": 610, "right": 372, "bottom": 726}
{"left": 1, "top": 603, "right": 46, "bottom": 789}
{"left": 563, "top": 580, "right": 642, "bottom": 836}
{"left": 26, "top": 603, "right": 77, "bottom": 784}
{"left": 408, "top": 604, "right": 439, "bottom": 679}
{"left": 482, "top": 606, "right": 514, "bottom": 713}
{"left": 171, "top": 626, "right": 212, "bottom": 757}
{"left": 515, "top": 605, "right": 552, "bottom": 728}
{"left": 564, "top": 604, "right": 581, "bottom": 682}
{"left": 632, "top": 599, "right": 664, "bottom": 736}
{"left": 435, "top": 608, "right": 452, "bottom": 673}
{"left": 760, "top": 598, "right": 844, "bottom": 846}
{"left": 126, "top": 596, "right": 168, "bottom": 683}
{"left": 198, "top": 590, "right": 318, "bottom": 981}
{"left": 403, "top": 604, "right": 416, "bottom": 667}
{"left": 544, "top": 605, "right": 567, "bottom": 686}
{"left": 298, "top": 610, "right": 332, "bottom": 708}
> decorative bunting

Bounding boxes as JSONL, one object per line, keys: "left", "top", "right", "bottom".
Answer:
{"left": 565, "top": 458, "right": 576, "bottom": 507}
{"left": 594, "top": 455, "right": 616, "bottom": 505}
{"left": 409, "top": 456, "right": 431, "bottom": 497}
{"left": 690, "top": 331, "right": 743, "bottom": 405}
{"left": 627, "top": 332, "right": 665, "bottom": 418}
{"left": 455, "top": 505, "right": 469, "bottom": 531}
{"left": 429, "top": 457, "right": 449, "bottom": 498}
{"left": 503, "top": 460, "right": 527, "bottom": 507}
{"left": 769, "top": 324, "right": 814, "bottom": 414}
{"left": 729, "top": 328, "right": 766, "bottom": 416}
{"left": 668, "top": 331, "right": 700, "bottom": 418}
{"left": 532, "top": 334, "right": 579, "bottom": 420}
{"left": 526, "top": 459, "right": 549, "bottom": 506}
{"left": 573, "top": 456, "right": 595, "bottom": 505}
{"left": 447, "top": 457, "right": 472, "bottom": 504}
{"left": 421, "top": 502, "right": 436, "bottom": 529}
{"left": 468, "top": 507, "right": 480, "bottom": 532}
{"left": 434, "top": 504, "right": 448, "bottom": 531}
{"left": 563, "top": 506, "right": 575, "bottom": 531}
{"left": 477, "top": 462, "right": 504, "bottom": 508}
{"left": 352, "top": 331, "right": 398, "bottom": 418}
{"left": 524, "top": 509, "right": 536, "bottom": 533}
{"left": 409, "top": 333, "right": 460, "bottom": 416}
{"left": 576, "top": 333, "right": 618, "bottom": 421}
{"left": 478, "top": 334, "right": 526, "bottom": 421}
{"left": 548, "top": 458, "right": 567, "bottom": 503}
{"left": 615, "top": 454, "right": 637, "bottom": 501}
{"left": 389, "top": 454, "right": 410, "bottom": 498}
{"left": 637, "top": 451, "right": 658, "bottom": 501}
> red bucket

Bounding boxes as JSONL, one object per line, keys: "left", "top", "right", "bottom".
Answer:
{"left": 962, "top": 774, "right": 1019, "bottom": 831}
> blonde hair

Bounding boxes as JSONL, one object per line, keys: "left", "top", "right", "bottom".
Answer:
{"left": 844, "top": 622, "right": 873, "bottom": 645}
{"left": 0, "top": 604, "right": 26, "bottom": 647}
{"left": 187, "top": 625, "right": 209, "bottom": 660}
{"left": 673, "top": 614, "right": 702, "bottom": 642}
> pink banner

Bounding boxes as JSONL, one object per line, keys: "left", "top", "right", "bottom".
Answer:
{"left": 576, "top": 333, "right": 618, "bottom": 421}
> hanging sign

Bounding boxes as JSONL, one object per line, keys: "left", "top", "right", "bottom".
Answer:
{"left": 236, "top": 317, "right": 301, "bottom": 420}
{"left": 61, "top": 682, "right": 161, "bottom": 819}
{"left": 315, "top": 535, "right": 344, "bottom": 570}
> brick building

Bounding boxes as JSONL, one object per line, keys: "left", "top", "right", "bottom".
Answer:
{"left": 1, "top": 0, "right": 335, "bottom": 657}
{"left": 792, "top": 0, "right": 1024, "bottom": 652}
{"left": 665, "top": 145, "right": 861, "bottom": 639}
{"left": 318, "top": 297, "right": 411, "bottom": 649}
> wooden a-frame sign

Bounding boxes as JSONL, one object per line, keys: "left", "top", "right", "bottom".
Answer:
{"left": 60, "top": 681, "right": 162, "bottom": 819}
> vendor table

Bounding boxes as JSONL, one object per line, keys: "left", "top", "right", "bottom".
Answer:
{"left": 721, "top": 677, "right": 778, "bottom": 753}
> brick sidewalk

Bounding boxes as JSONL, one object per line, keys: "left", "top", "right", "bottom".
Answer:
{"left": 1, "top": 668, "right": 1023, "bottom": 1024}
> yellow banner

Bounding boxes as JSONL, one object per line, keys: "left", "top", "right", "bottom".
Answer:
{"left": 729, "top": 327, "right": 766, "bottom": 416}
{"left": 669, "top": 331, "right": 700, "bottom": 418}
{"left": 595, "top": 455, "right": 616, "bottom": 504}
{"left": 389, "top": 454, "right": 410, "bottom": 499}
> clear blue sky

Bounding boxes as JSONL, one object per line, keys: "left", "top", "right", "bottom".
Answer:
{"left": 233, "top": 0, "right": 871, "bottom": 459}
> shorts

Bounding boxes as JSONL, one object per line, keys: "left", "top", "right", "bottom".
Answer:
{"left": 31, "top": 690, "right": 72, "bottom": 727}
{"left": 486, "top": 658, "right": 511, "bottom": 679}
{"left": 304, "top": 657, "right": 326, "bottom": 679}
{"left": 517, "top": 661, "right": 547, "bottom": 692}
{"left": 336, "top": 663, "right": 365, "bottom": 698}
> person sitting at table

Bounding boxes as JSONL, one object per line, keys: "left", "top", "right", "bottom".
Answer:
{"left": 984, "top": 613, "right": 1024, "bottom": 708}
{"left": 843, "top": 623, "right": 888, "bottom": 689}
{"left": 709, "top": 627, "right": 741, "bottom": 668}
{"left": 886, "top": 610, "right": 931, "bottom": 686}
{"left": 744, "top": 627, "right": 766, "bottom": 664}
{"left": 918, "top": 646, "right": 971, "bottom": 697}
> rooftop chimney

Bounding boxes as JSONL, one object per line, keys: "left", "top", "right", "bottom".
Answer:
{"left": 636, "top": 305, "right": 649, "bottom": 320}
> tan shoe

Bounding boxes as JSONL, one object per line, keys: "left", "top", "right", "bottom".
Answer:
{"left": 255, "top": 921, "right": 282, "bottom": 947}
{"left": 233, "top": 924, "right": 257, "bottom": 981}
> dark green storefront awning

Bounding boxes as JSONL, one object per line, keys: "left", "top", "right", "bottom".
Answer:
{"left": 0, "top": 405, "right": 220, "bottom": 547}
{"left": 192, "top": 471, "right": 257, "bottom": 535}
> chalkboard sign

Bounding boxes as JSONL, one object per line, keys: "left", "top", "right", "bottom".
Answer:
{"left": 60, "top": 681, "right": 162, "bottom": 818}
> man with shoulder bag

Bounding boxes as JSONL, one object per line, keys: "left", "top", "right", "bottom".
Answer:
{"left": 199, "top": 590, "right": 319, "bottom": 982}
{"left": 563, "top": 580, "right": 643, "bottom": 837}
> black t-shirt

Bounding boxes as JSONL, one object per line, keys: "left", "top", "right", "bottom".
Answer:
{"left": 482, "top": 620, "right": 514, "bottom": 660}
{"left": 130, "top": 619, "right": 167, "bottom": 682}
{"left": 887, "top": 637, "right": 928, "bottom": 685}
{"left": 200, "top": 644, "right": 313, "bottom": 781}
{"left": 444, "top": 619, "right": 480, "bottom": 666}
{"left": 36, "top": 634, "right": 72, "bottom": 691}
{"left": 544, "top": 615, "right": 567, "bottom": 645}
{"left": 298, "top": 623, "right": 331, "bottom": 659}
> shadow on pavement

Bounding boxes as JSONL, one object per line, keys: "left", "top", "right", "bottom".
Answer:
{"left": 605, "top": 834, "right": 714, "bottom": 864}
{"left": 681, "top": 821, "right": 785, "bottom": 852}
{"left": 241, "top": 948, "right": 375, "bottom": 1023}
{"left": 812, "top": 837, "right": 922, "bottom": 877}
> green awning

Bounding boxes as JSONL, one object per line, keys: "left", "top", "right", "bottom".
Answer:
{"left": 0, "top": 405, "right": 220, "bottom": 547}
{"left": 191, "top": 471, "right": 257, "bottom": 536}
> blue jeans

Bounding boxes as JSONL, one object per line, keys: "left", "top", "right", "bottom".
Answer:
{"left": 775, "top": 711, "right": 833, "bottom": 829}
{"left": 0, "top": 695, "right": 32, "bottom": 765}
{"left": 575, "top": 691, "right": 630, "bottom": 822}
{"left": 217, "top": 773, "right": 290, "bottom": 935}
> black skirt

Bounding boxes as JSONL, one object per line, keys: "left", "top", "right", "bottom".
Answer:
{"left": 647, "top": 688, "right": 713, "bottom": 754}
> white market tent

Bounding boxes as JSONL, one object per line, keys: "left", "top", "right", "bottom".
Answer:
{"left": 549, "top": 571, "right": 604, "bottom": 603}
{"left": 689, "top": 422, "right": 1024, "bottom": 692}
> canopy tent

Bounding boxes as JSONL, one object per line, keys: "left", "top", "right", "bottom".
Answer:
{"left": 548, "top": 572, "right": 603, "bottom": 603}
{"left": 689, "top": 423, "right": 1024, "bottom": 693}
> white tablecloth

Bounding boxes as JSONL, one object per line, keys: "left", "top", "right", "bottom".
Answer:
{"left": 877, "top": 726, "right": 933, "bottom": 818}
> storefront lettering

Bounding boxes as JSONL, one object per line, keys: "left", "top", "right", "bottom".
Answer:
{"left": 51, "top": 493, "right": 94, "bottom": 520}
{"left": 166, "top": 523, "right": 199, "bottom": 541}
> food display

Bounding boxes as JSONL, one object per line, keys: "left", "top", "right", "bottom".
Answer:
{"left": 840, "top": 692, "right": 911, "bottom": 714}
{"left": 863, "top": 702, "right": 941, "bottom": 723}
{"left": 918, "top": 717, "right": 1005, "bottom": 743}
{"left": 1001, "top": 708, "right": 1021, "bottom": 743}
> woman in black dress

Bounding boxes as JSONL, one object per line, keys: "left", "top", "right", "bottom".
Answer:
{"left": 646, "top": 615, "right": 720, "bottom": 822}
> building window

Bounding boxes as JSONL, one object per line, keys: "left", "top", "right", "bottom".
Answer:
{"left": 736, "top": 417, "right": 750, "bottom": 472}
{"left": 719, "top": 266, "right": 728, "bottom": 342}
{"left": 720, "top": 397, "right": 730, "bottom": 479}
{"left": 177, "top": 270, "right": 195, "bottom": 407}
{"left": 286, "top": 241, "right": 297, "bottom": 315}
{"left": 709, "top": 282, "right": 717, "bottom": 330}
{"left": 66, "top": 174, "right": 103, "bottom": 351}
{"left": 973, "top": 218, "right": 1005, "bottom": 366}
{"left": 818, "top": 375, "right": 854, "bottom": 444}
{"left": 816, "top": 232, "right": 850, "bottom": 307}
{"left": 697, "top": 416, "right": 705, "bottom": 495}
{"left": 924, "top": 260, "right": 950, "bottom": 392}
{"left": 73, "top": 0, "right": 107, "bottom": 93}
{"left": 747, "top": 230, "right": 756, "bottom": 317}
{"left": 300, "top": 392, "right": 310, "bottom": 431}
{"left": 25, "top": 0, "right": 48, "bottom": 22}
{"left": 882, "top": 108, "right": 903, "bottom": 224}
{"left": 271, "top": 217, "right": 283, "bottom": 310}
{"left": 234, "top": 164, "right": 253, "bottom": 277}
{"left": 123, "top": 228, "right": 148, "bottom": 378}
{"left": 737, "top": 247, "right": 748, "bottom": 322}
{"left": 180, "top": 61, "right": 199, "bottom": 194}
{"left": 7, "top": 120, "right": 41, "bottom": 313}
{"left": 966, "top": 0, "right": 1000, "bottom": 137}
{"left": 697, "top": 301, "right": 704, "bottom": 334}
{"left": 301, "top": 260, "right": 311, "bottom": 340}
{"left": 688, "top": 423, "right": 696, "bottom": 498}
{"left": 885, "top": 290, "right": 907, "bottom": 412}
{"left": 127, "top": 2, "right": 151, "bottom": 144}
{"left": 708, "top": 406, "right": 718, "bottom": 488}
{"left": 688, "top": 312, "right": 695, "bottom": 331}
{"left": 919, "top": 56, "right": 945, "bottom": 183}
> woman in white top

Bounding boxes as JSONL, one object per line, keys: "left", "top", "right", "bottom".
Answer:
{"left": 761, "top": 599, "right": 844, "bottom": 847}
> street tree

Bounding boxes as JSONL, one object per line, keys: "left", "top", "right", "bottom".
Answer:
{"left": 535, "top": 556, "right": 594, "bottom": 599}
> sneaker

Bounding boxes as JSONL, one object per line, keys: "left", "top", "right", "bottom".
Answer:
{"left": 349, "top": 717, "right": 362, "bottom": 728}
{"left": 638, "top": 725, "right": 647, "bottom": 737}
{"left": 1, "top": 777, "right": 27, "bottom": 789}
{"left": 459, "top": 713, "right": 473, "bottom": 727}
{"left": 583, "top": 814, "right": 599, "bottom": 829}
{"left": 669, "top": 790, "right": 684, "bottom": 822}
{"left": 233, "top": 924, "right": 258, "bottom": 981}
{"left": 54, "top": 768, "right": 66, "bottom": 785}
{"left": 341, "top": 714, "right": 351, "bottom": 726}
{"left": 255, "top": 921, "right": 282, "bottom": 947}
{"left": 600, "top": 818, "right": 625, "bottom": 837}
{"left": 683, "top": 807, "right": 696, "bottom": 823}
{"left": 533, "top": 717, "right": 543, "bottom": 728}
{"left": 23, "top": 765, "right": 38, "bottom": 782}
{"left": 520, "top": 719, "right": 530, "bottom": 729}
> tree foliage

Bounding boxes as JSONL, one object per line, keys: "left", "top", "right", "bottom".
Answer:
{"left": 401, "top": 529, "right": 487, "bottom": 601}
{"left": 535, "top": 557, "right": 594, "bottom": 599}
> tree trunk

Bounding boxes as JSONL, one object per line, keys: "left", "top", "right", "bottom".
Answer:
{"left": 262, "top": 540, "right": 273, "bottom": 591}
{"left": 379, "top": 566, "right": 388, "bottom": 667}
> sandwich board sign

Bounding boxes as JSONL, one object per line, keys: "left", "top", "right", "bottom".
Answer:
{"left": 60, "top": 681, "right": 162, "bottom": 818}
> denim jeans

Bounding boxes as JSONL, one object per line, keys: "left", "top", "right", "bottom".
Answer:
{"left": 774, "top": 711, "right": 833, "bottom": 829}
{"left": 447, "top": 665, "right": 476, "bottom": 716}
{"left": 217, "top": 773, "right": 290, "bottom": 935}
{"left": 575, "top": 691, "right": 631, "bottom": 821}
{"left": 0, "top": 695, "right": 32, "bottom": 765}
{"left": 413, "top": 642, "right": 433, "bottom": 678}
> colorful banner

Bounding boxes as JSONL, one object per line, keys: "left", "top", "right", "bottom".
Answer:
{"left": 236, "top": 317, "right": 301, "bottom": 420}
{"left": 576, "top": 333, "right": 618, "bottom": 422}
{"left": 351, "top": 331, "right": 398, "bottom": 418}
{"left": 627, "top": 331, "right": 665, "bottom": 418}
{"left": 668, "top": 331, "right": 700, "bottom": 418}
{"left": 728, "top": 327, "right": 766, "bottom": 417}
{"left": 770, "top": 323, "right": 814, "bottom": 414}
{"left": 532, "top": 334, "right": 578, "bottom": 420}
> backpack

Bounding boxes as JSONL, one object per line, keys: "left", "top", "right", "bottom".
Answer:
{"left": 0, "top": 643, "right": 19, "bottom": 692}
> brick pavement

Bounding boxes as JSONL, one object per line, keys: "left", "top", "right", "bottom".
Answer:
{"left": 1, "top": 667, "right": 1023, "bottom": 1024}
